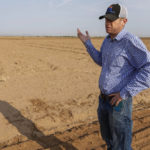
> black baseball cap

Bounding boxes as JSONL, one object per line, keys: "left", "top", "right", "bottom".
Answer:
{"left": 99, "top": 4, "right": 127, "bottom": 21}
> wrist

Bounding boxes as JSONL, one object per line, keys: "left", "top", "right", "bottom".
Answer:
{"left": 120, "top": 88, "right": 130, "bottom": 100}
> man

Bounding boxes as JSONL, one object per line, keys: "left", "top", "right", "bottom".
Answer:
{"left": 77, "top": 3, "right": 150, "bottom": 150}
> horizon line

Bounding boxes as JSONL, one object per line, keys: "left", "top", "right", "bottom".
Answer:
{"left": 0, "top": 35, "right": 150, "bottom": 38}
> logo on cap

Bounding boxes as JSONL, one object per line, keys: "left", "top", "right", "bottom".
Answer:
{"left": 107, "top": 6, "right": 115, "bottom": 14}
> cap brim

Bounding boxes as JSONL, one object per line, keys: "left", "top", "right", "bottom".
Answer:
{"left": 99, "top": 14, "right": 118, "bottom": 21}
{"left": 99, "top": 15, "right": 105, "bottom": 19}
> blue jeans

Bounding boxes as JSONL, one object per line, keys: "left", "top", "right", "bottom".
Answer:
{"left": 97, "top": 95, "right": 133, "bottom": 150}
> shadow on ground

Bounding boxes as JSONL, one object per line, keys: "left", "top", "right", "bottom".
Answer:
{"left": 0, "top": 100, "right": 77, "bottom": 150}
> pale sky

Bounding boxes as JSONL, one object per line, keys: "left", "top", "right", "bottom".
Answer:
{"left": 0, "top": 0, "right": 149, "bottom": 37}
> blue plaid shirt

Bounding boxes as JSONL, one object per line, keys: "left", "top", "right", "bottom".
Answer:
{"left": 85, "top": 29, "right": 150, "bottom": 99}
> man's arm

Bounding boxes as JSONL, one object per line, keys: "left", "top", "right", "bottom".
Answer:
{"left": 120, "top": 38, "right": 150, "bottom": 99}
{"left": 77, "top": 28, "right": 102, "bottom": 66}
{"left": 109, "top": 37, "right": 150, "bottom": 106}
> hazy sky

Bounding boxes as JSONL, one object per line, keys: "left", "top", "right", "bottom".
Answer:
{"left": 0, "top": 0, "right": 149, "bottom": 37}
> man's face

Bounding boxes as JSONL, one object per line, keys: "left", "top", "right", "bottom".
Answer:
{"left": 105, "top": 18, "right": 127, "bottom": 36}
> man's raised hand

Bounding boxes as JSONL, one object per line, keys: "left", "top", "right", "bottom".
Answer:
{"left": 77, "top": 28, "right": 90, "bottom": 44}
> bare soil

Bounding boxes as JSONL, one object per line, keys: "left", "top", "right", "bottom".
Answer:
{"left": 0, "top": 37, "right": 150, "bottom": 150}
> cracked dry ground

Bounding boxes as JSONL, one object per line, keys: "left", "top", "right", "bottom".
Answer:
{"left": 1, "top": 103, "right": 150, "bottom": 150}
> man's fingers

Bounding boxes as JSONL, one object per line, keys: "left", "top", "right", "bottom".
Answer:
{"left": 115, "top": 101, "right": 120, "bottom": 106}
{"left": 109, "top": 93, "right": 117, "bottom": 97}
{"left": 86, "top": 30, "right": 89, "bottom": 36}
{"left": 77, "top": 28, "right": 84, "bottom": 38}
{"left": 77, "top": 28, "right": 81, "bottom": 34}
{"left": 109, "top": 93, "right": 122, "bottom": 106}
{"left": 110, "top": 97, "right": 122, "bottom": 106}
{"left": 77, "top": 28, "right": 89, "bottom": 38}
{"left": 115, "top": 99, "right": 122, "bottom": 106}
{"left": 110, "top": 97, "right": 117, "bottom": 105}
{"left": 77, "top": 28, "right": 90, "bottom": 43}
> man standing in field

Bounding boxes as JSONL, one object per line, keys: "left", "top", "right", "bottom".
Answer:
{"left": 77, "top": 3, "right": 150, "bottom": 150}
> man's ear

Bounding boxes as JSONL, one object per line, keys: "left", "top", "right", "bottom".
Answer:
{"left": 121, "top": 18, "right": 127, "bottom": 26}
{"left": 124, "top": 18, "right": 128, "bottom": 24}
{"left": 123, "top": 18, "right": 128, "bottom": 25}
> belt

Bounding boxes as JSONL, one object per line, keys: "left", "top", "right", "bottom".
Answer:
{"left": 101, "top": 92, "right": 114, "bottom": 102}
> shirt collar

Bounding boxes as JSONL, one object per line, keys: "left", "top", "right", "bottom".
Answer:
{"left": 107, "top": 28, "right": 127, "bottom": 41}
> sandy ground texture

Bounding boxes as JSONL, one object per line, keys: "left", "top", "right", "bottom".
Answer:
{"left": 0, "top": 37, "right": 150, "bottom": 150}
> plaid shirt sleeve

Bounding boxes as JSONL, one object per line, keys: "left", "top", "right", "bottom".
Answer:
{"left": 84, "top": 39, "right": 103, "bottom": 66}
{"left": 120, "top": 37, "right": 150, "bottom": 99}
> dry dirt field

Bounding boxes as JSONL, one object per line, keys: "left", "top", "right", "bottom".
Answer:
{"left": 0, "top": 37, "right": 150, "bottom": 150}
